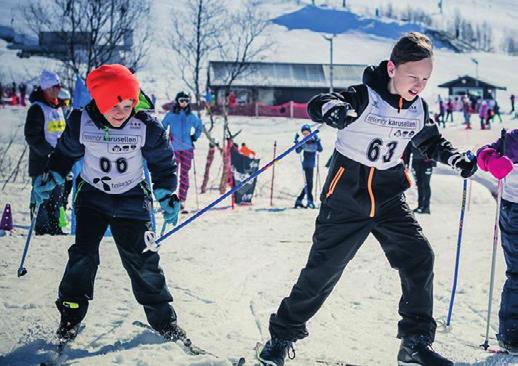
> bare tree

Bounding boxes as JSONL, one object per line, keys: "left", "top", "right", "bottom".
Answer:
{"left": 23, "top": 0, "right": 151, "bottom": 81}
{"left": 169, "top": 0, "right": 225, "bottom": 145}
{"left": 169, "top": 0, "right": 224, "bottom": 106}
{"left": 216, "top": 0, "right": 271, "bottom": 193}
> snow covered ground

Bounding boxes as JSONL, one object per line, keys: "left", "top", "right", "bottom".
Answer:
{"left": 1, "top": 107, "right": 518, "bottom": 365}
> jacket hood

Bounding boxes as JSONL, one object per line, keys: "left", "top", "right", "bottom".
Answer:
{"left": 362, "top": 60, "right": 418, "bottom": 111}
{"left": 85, "top": 99, "right": 135, "bottom": 130}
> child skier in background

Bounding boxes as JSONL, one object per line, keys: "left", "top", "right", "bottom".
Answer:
{"left": 258, "top": 32, "right": 477, "bottom": 366}
{"left": 33, "top": 64, "right": 185, "bottom": 343}
{"left": 294, "top": 124, "right": 323, "bottom": 209}
{"left": 161, "top": 92, "right": 202, "bottom": 213}
{"left": 477, "top": 130, "right": 518, "bottom": 354}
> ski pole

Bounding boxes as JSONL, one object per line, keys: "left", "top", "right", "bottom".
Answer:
{"left": 192, "top": 148, "right": 200, "bottom": 211}
{"left": 481, "top": 128, "right": 507, "bottom": 350}
{"left": 445, "top": 177, "right": 469, "bottom": 326}
{"left": 270, "top": 141, "right": 277, "bottom": 206}
{"left": 17, "top": 203, "right": 40, "bottom": 277}
{"left": 143, "top": 125, "right": 322, "bottom": 252}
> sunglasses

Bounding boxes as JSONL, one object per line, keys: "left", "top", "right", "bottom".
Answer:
{"left": 178, "top": 98, "right": 190, "bottom": 103}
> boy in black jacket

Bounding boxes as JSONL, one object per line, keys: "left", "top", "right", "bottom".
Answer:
{"left": 24, "top": 70, "right": 66, "bottom": 235}
{"left": 258, "top": 33, "right": 476, "bottom": 366}
{"left": 33, "top": 64, "right": 184, "bottom": 343}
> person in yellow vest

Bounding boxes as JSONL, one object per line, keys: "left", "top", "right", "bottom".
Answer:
{"left": 24, "top": 70, "right": 67, "bottom": 235}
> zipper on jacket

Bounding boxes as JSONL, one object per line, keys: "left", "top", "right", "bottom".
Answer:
{"left": 368, "top": 167, "right": 376, "bottom": 217}
{"left": 398, "top": 97, "right": 403, "bottom": 113}
{"left": 103, "top": 126, "right": 110, "bottom": 141}
{"left": 326, "top": 166, "right": 345, "bottom": 198}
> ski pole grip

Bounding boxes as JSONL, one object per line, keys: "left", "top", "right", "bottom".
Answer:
{"left": 466, "top": 150, "right": 475, "bottom": 161}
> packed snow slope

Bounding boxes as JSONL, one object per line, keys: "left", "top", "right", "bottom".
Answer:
{"left": 1, "top": 107, "right": 518, "bottom": 365}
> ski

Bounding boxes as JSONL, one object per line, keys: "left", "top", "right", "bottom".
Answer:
{"left": 133, "top": 320, "right": 209, "bottom": 356}
{"left": 133, "top": 320, "right": 249, "bottom": 365}
{"left": 254, "top": 342, "right": 360, "bottom": 366}
{"left": 40, "top": 324, "right": 85, "bottom": 366}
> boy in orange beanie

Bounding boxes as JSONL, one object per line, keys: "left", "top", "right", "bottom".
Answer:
{"left": 33, "top": 64, "right": 185, "bottom": 345}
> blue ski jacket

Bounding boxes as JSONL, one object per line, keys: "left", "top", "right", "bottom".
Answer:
{"left": 161, "top": 110, "right": 202, "bottom": 151}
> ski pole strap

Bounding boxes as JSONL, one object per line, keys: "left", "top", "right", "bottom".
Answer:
{"left": 143, "top": 126, "right": 322, "bottom": 252}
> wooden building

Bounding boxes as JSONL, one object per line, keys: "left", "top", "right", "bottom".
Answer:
{"left": 438, "top": 75, "right": 506, "bottom": 100}
{"left": 207, "top": 61, "right": 367, "bottom": 106}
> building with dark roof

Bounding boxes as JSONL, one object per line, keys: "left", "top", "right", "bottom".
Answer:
{"left": 438, "top": 75, "right": 506, "bottom": 100}
{"left": 207, "top": 61, "right": 367, "bottom": 105}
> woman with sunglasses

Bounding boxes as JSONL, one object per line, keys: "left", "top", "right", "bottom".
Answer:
{"left": 162, "top": 91, "right": 202, "bottom": 213}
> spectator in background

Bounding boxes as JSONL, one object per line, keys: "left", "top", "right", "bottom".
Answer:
{"left": 462, "top": 96, "right": 472, "bottom": 129}
{"left": 0, "top": 82, "right": 4, "bottom": 108}
{"left": 479, "top": 99, "right": 489, "bottom": 130}
{"left": 204, "top": 87, "right": 214, "bottom": 113}
{"left": 227, "top": 90, "right": 237, "bottom": 109}
{"left": 445, "top": 97, "right": 454, "bottom": 122}
{"left": 11, "top": 82, "right": 17, "bottom": 105}
{"left": 294, "top": 124, "right": 323, "bottom": 209}
{"left": 24, "top": 70, "right": 66, "bottom": 235}
{"left": 493, "top": 100, "right": 503, "bottom": 123}
{"left": 239, "top": 142, "right": 256, "bottom": 158}
{"left": 511, "top": 94, "right": 515, "bottom": 113}
{"left": 18, "top": 83, "right": 27, "bottom": 106}
{"left": 161, "top": 91, "right": 202, "bottom": 213}
{"left": 406, "top": 144, "right": 435, "bottom": 214}
{"left": 438, "top": 97, "right": 445, "bottom": 125}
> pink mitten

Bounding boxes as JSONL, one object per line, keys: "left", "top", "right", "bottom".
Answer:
{"left": 487, "top": 155, "right": 513, "bottom": 179}
{"left": 477, "top": 148, "right": 498, "bottom": 171}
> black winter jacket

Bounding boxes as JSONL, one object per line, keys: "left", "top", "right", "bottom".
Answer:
{"left": 307, "top": 61, "right": 458, "bottom": 217}
{"left": 49, "top": 100, "right": 178, "bottom": 192}
{"left": 24, "top": 88, "right": 61, "bottom": 177}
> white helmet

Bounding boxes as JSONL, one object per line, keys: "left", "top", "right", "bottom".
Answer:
{"left": 58, "top": 89, "right": 71, "bottom": 100}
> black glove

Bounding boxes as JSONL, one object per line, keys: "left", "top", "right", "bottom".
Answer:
{"left": 448, "top": 152, "right": 478, "bottom": 178}
{"left": 294, "top": 133, "right": 300, "bottom": 143}
{"left": 321, "top": 100, "right": 357, "bottom": 129}
{"left": 191, "top": 134, "right": 197, "bottom": 142}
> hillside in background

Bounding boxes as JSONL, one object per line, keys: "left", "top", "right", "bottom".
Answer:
{"left": 0, "top": 0, "right": 516, "bottom": 107}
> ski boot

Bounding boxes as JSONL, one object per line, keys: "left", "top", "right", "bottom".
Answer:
{"left": 306, "top": 201, "right": 316, "bottom": 209}
{"left": 398, "top": 335, "right": 453, "bottom": 366}
{"left": 257, "top": 338, "right": 295, "bottom": 366}
{"left": 413, "top": 207, "right": 431, "bottom": 214}
{"left": 180, "top": 202, "right": 188, "bottom": 214}
{"left": 55, "top": 300, "right": 87, "bottom": 342}
{"left": 159, "top": 320, "right": 188, "bottom": 342}
{"left": 498, "top": 339, "right": 518, "bottom": 355}
{"left": 294, "top": 198, "right": 305, "bottom": 209}
{"left": 56, "top": 321, "right": 82, "bottom": 342}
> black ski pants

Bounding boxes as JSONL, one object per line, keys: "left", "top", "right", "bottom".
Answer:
{"left": 269, "top": 196, "right": 436, "bottom": 342}
{"left": 297, "top": 168, "right": 314, "bottom": 203}
{"left": 412, "top": 161, "right": 433, "bottom": 210}
{"left": 57, "top": 206, "right": 175, "bottom": 332}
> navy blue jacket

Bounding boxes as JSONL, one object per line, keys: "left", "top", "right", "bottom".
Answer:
{"left": 48, "top": 101, "right": 177, "bottom": 219}
{"left": 295, "top": 135, "right": 323, "bottom": 169}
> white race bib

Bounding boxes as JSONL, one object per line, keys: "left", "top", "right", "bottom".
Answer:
{"left": 79, "top": 113, "right": 146, "bottom": 194}
{"left": 335, "top": 86, "right": 425, "bottom": 170}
